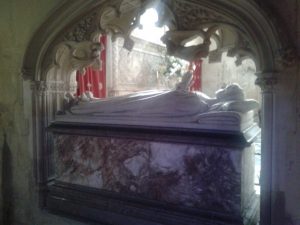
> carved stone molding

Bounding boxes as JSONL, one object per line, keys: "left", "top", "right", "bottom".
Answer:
{"left": 30, "top": 81, "right": 48, "bottom": 95}
{"left": 45, "top": 81, "right": 66, "bottom": 93}
{"left": 169, "top": 0, "right": 226, "bottom": 30}
{"left": 255, "top": 75, "right": 278, "bottom": 92}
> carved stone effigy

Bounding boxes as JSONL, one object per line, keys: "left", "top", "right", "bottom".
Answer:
{"left": 56, "top": 72, "right": 259, "bottom": 132}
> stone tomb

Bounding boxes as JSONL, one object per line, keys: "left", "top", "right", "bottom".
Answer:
{"left": 46, "top": 120, "right": 259, "bottom": 225}
{"left": 46, "top": 78, "right": 260, "bottom": 224}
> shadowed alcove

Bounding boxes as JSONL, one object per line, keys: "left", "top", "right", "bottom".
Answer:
{"left": 22, "top": 0, "right": 293, "bottom": 224}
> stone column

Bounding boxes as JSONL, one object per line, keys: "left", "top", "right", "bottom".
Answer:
{"left": 255, "top": 73, "right": 277, "bottom": 225}
{"left": 30, "top": 80, "right": 48, "bottom": 208}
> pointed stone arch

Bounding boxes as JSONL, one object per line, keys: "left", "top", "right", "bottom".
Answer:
{"left": 22, "top": 1, "right": 296, "bottom": 225}
{"left": 22, "top": 0, "right": 293, "bottom": 81}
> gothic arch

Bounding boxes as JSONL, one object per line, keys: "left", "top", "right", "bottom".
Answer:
{"left": 22, "top": 1, "right": 295, "bottom": 225}
{"left": 22, "top": 0, "right": 292, "bottom": 81}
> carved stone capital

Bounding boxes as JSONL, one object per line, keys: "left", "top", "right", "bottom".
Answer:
{"left": 255, "top": 74, "right": 277, "bottom": 92}
{"left": 30, "top": 81, "right": 48, "bottom": 95}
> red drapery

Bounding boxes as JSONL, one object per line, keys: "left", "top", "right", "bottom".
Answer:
{"left": 189, "top": 59, "right": 203, "bottom": 91}
{"left": 76, "top": 36, "right": 107, "bottom": 98}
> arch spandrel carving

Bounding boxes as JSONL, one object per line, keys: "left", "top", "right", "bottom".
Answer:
{"left": 63, "top": 12, "right": 99, "bottom": 42}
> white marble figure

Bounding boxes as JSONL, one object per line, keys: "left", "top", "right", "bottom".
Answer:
{"left": 68, "top": 72, "right": 259, "bottom": 122}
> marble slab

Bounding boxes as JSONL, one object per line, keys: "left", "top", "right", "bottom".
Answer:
{"left": 54, "top": 134, "right": 244, "bottom": 215}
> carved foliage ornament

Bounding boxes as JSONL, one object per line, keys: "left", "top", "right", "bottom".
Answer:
{"left": 169, "top": 0, "right": 226, "bottom": 30}
{"left": 64, "top": 12, "right": 98, "bottom": 42}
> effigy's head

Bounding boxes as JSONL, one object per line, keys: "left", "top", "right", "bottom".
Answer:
{"left": 215, "top": 83, "right": 245, "bottom": 101}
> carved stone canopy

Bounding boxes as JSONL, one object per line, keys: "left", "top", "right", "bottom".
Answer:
{"left": 22, "top": 0, "right": 294, "bottom": 82}
{"left": 97, "top": 0, "right": 258, "bottom": 64}
{"left": 40, "top": 0, "right": 271, "bottom": 83}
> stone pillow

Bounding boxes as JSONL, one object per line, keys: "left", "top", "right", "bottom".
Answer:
{"left": 210, "top": 100, "right": 259, "bottom": 113}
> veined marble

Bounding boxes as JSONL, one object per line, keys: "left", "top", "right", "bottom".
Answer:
{"left": 54, "top": 134, "right": 252, "bottom": 215}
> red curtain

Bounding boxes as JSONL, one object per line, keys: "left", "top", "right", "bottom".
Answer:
{"left": 76, "top": 36, "right": 107, "bottom": 98}
{"left": 189, "top": 59, "right": 202, "bottom": 91}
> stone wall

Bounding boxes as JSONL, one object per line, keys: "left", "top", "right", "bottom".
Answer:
{"left": 202, "top": 54, "right": 260, "bottom": 102}
{"left": 263, "top": 0, "right": 300, "bottom": 224}
{"left": 108, "top": 37, "right": 167, "bottom": 96}
{"left": 0, "top": 1, "right": 87, "bottom": 225}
